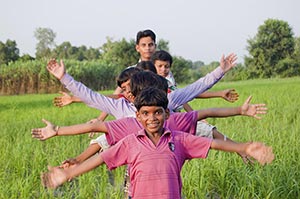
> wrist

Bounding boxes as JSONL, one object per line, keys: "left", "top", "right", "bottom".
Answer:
{"left": 55, "top": 125, "right": 60, "bottom": 136}
{"left": 238, "top": 106, "right": 243, "bottom": 115}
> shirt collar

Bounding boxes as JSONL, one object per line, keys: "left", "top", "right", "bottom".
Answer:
{"left": 136, "top": 128, "right": 172, "bottom": 138}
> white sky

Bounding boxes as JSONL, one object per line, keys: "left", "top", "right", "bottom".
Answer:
{"left": 0, "top": 0, "right": 299, "bottom": 64}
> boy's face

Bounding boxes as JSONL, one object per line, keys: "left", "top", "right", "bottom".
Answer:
{"left": 120, "top": 80, "right": 134, "bottom": 102}
{"left": 154, "top": 60, "right": 171, "bottom": 78}
{"left": 136, "top": 36, "right": 156, "bottom": 61}
{"left": 136, "top": 106, "right": 169, "bottom": 134}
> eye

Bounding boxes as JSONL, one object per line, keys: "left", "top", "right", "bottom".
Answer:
{"left": 155, "top": 110, "right": 163, "bottom": 115}
{"left": 142, "top": 111, "right": 148, "bottom": 116}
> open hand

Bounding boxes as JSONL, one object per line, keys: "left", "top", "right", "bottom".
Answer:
{"left": 220, "top": 53, "right": 238, "bottom": 73}
{"left": 31, "top": 119, "right": 57, "bottom": 141}
{"left": 245, "top": 142, "right": 274, "bottom": 165}
{"left": 222, "top": 89, "right": 239, "bottom": 103}
{"left": 53, "top": 91, "right": 73, "bottom": 107}
{"left": 241, "top": 96, "right": 268, "bottom": 119}
{"left": 47, "top": 59, "right": 66, "bottom": 80}
{"left": 41, "top": 166, "right": 68, "bottom": 189}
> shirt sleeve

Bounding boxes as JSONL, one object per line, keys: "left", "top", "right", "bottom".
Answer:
{"left": 100, "top": 137, "right": 130, "bottom": 170}
{"left": 165, "top": 111, "right": 198, "bottom": 135}
{"left": 181, "top": 133, "right": 212, "bottom": 160}
{"left": 104, "top": 118, "right": 143, "bottom": 145}
{"left": 60, "top": 74, "right": 136, "bottom": 119}
{"left": 168, "top": 66, "right": 224, "bottom": 111}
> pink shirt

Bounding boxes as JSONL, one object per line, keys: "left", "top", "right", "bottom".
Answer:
{"left": 101, "top": 128, "right": 212, "bottom": 199}
{"left": 104, "top": 111, "right": 198, "bottom": 146}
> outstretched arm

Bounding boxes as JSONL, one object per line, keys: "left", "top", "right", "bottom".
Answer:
{"left": 197, "top": 89, "right": 239, "bottom": 103}
{"left": 41, "top": 153, "right": 105, "bottom": 189}
{"left": 31, "top": 119, "right": 108, "bottom": 141}
{"left": 210, "top": 139, "right": 274, "bottom": 165}
{"left": 196, "top": 96, "right": 267, "bottom": 120}
{"left": 168, "top": 53, "right": 238, "bottom": 111}
{"left": 61, "top": 143, "right": 102, "bottom": 169}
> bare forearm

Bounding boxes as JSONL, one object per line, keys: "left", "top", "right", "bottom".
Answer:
{"left": 57, "top": 121, "right": 106, "bottom": 136}
{"left": 197, "top": 90, "right": 223, "bottom": 99}
{"left": 197, "top": 107, "right": 242, "bottom": 120}
{"left": 65, "top": 153, "right": 105, "bottom": 180}
{"left": 75, "top": 144, "right": 102, "bottom": 163}
{"left": 211, "top": 139, "right": 247, "bottom": 154}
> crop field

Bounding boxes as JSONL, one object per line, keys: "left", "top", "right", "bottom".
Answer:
{"left": 0, "top": 78, "right": 299, "bottom": 198}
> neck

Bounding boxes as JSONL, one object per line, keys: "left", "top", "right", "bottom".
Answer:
{"left": 145, "top": 128, "right": 164, "bottom": 146}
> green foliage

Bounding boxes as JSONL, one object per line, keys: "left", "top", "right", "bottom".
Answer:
{"left": 0, "top": 59, "right": 119, "bottom": 95}
{"left": 222, "top": 64, "right": 250, "bottom": 81}
{"left": 0, "top": 39, "right": 20, "bottom": 65}
{"left": 171, "top": 56, "right": 193, "bottom": 84}
{"left": 34, "top": 27, "right": 56, "bottom": 59}
{"left": 275, "top": 57, "right": 300, "bottom": 77}
{"left": 100, "top": 37, "right": 139, "bottom": 71}
{"left": 293, "top": 37, "right": 300, "bottom": 61}
{"left": 245, "top": 19, "right": 295, "bottom": 78}
{"left": 157, "top": 39, "right": 170, "bottom": 52}
{"left": 51, "top": 42, "right": 100, "bottom": 61}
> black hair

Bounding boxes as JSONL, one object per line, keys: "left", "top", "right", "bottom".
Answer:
{"left": 136, "top": 29, "right": 156, "bottom": 45}
{"left": 134, "top": 87, "right": 168, "bottom": 111}
{"left": 136, "top": 61, "right": 157, "bottom": 74}
{"left": 130, "top": 71, "right": 168, "bottom": 97}
{"left": 116, "top": 67, "right": 142, "bottom": 88}
{"left": 151, "top": 50, "right": 173, "bottom": 66}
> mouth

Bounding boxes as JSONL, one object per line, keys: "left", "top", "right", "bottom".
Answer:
{"left": 146, "top": 122, "right": 160, "bottom": 128}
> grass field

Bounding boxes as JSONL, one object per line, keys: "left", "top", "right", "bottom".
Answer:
{"left": 0, "top": 78, "right": 299, "bottom": 198}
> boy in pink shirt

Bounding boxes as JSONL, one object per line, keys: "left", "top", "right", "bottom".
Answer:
{"left": 40, "top": 87, "right": 274, "bottom": 199}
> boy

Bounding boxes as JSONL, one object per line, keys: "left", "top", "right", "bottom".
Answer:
{"left": 40, "top": 87, "right": 274, "bottom": 199}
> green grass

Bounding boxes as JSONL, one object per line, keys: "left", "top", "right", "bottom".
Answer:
{"left": 0, "top": 78, "right": 299, "bottom": 198}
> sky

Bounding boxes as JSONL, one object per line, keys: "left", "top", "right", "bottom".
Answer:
{"left": 1, "top": 0, "right": 299, "bottom": 64}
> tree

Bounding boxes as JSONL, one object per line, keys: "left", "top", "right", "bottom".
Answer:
{"left": 34, "top": 27, "right": 56, "bottom": 59}
{"left": 157, "top": 39, "right": 170, "bottom": 52}
{"left": 171, "top": 56, "right": 192, "bottom": 84}
{"left": 0, "top": 39, "right": 19, "bottom": 65}
{"left": 100, "top": 37, "right": 139, "bottom": 71}
{"left": 245, "top": 19, "right": 295, "bottom": 78}
{"left": 293, "top": 37, "right": 300, "bottom": 61}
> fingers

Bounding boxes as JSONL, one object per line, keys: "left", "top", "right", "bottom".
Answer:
{"left": 246, "top": 142, "right": 275, "bottom": 165}
{"left": 31, "top": 128, "right": 45, "bottom": 141}
{"left": 47, "top": 59, "right": 58, "bottom": 71}
{"left": 244, "top": 96, "right": 252, "bottom": 105}
{"left": 53, "top": 97, "right": 64, "bottom": 107}
{"left": 227, "top": 89, "right": 239, "bottom": 102}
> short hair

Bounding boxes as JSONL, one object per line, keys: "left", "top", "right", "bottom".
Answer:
{"left": 151, "top": 50, "right": 173, "bottom": 66}
{"left": 136, "top": 61, "right": 157, "bottom": 74}
{"left": 117, "top": 67, "right": 142, "bottom": 87}
{"left": 134, "top": 87, "right": 168, "bottom": 111}
{"left": 136, "top": 29, "right": 156, "bottom": 45}
{"left": 130, "top": 71, "right": 168, "bottom": 97}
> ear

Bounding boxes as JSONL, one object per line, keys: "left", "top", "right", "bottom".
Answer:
{"left": 165, "top": 108, "right": 170, "bottom": 120}
{"left": 135, "top": 45, "right": 140, "bottom": 53}
{"left": 136, "top": 111, "right": 141, "bottom": 122}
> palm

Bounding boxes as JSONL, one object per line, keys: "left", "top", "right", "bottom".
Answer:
{"left": 245, "top": 142, "right": 274, "bottom": 165}
{"left": 41, "top": 166, "right": 67, "bottom": 189}
{"left": 47, "top": 59, "right": 65, "bottom": 80}
{"left": 241, "top": 96, "right": 267, "bottom": 119}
